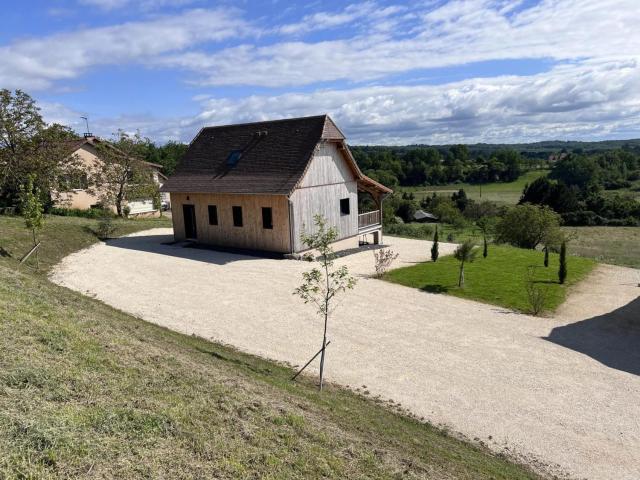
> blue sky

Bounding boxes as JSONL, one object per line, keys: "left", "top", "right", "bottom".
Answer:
{"left": 2, "top": 0, "right": 639, "bottom": 145}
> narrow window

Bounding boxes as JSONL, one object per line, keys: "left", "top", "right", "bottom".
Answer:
{"left": 340, "top": 198, "right": 350, "bottom": 215}
{"left": 232, "top": 206, "right": 243, "bottom": 227}
{"left": 208, "top": 205, "right": 218, "bottom": 225}
{"left": 262, "top": 207, "right": 273, "bottom": 229}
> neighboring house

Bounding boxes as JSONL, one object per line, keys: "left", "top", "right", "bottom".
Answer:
{"left": 414, "top": 210, "right": 438, "bottom": 223}
{"left": 54, "top": 135, "right": 167, "bottom": 216}
{"left": 161, "top": 115, "right": 392, "bottom": 254}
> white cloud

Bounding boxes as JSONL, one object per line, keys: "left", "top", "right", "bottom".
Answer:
{"left": 0, "top": 8, "right": 250, "bottom": 90}
{"left": 160, "top": 0, "right": 640, "bottom": 88}
{"left": 78, "top": 0, "right": 200, "bottom": 11}
{"left": 44, "top": 59, "right": 640, "bottom": 145}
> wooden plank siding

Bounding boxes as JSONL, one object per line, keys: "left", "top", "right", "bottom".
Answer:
{"left": 170, "top": 192, "right": 291, "bottom": 253}
{"left": 290, "top": 141, "right": 359, "bottom": 252}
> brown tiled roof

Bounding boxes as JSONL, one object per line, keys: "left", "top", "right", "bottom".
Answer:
{"left": 162, "top": 115, "right": 349, "bottom": 195}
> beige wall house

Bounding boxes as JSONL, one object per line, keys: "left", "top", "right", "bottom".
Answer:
{"left": 161, "top": 115, "right": 392, "bottom": 254}
{"left": 54, "top": 136, "right": 167, "bottom": 216}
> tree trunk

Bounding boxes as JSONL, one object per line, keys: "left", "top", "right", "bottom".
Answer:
{"left": 32, "top": 228, "right": 39, "bottom": 271}
{"left": 318, "top": 310, "right": 328, "bottom": 391}
{"left": 458, "top": 261, "right": 465, "bottom": 287}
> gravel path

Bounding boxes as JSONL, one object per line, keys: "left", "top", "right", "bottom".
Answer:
{"left": 51, "top": 228, "right": 640, "bottom": 480}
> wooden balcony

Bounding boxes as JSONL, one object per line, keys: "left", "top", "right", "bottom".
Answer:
{"left": 358, "top": 210, "right": 381, "bottom": 232}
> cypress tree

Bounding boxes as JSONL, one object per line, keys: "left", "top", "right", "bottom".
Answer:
{"left": 483, "top": 234, "right": 488, "bottom": 258}
{"left": 544, "top": 246, "right": 549, "bottom": 267}
{"left": 558, "top": 241, "right": 567, "bottom": 284}
{"left": 431, "top": 225, "right": 439, "bottom": 262}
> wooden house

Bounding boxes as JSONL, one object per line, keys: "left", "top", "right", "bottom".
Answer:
{"left": 161, "top": 115, "right": 392, "bottom": 254}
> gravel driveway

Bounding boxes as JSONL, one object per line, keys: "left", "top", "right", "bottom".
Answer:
{"left": 51, "top": 228, "right": 640, "bottom": 480}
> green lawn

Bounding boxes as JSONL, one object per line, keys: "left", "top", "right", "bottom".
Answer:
{"left": 0, "top": 215, "right": 541, "bottom": 479}
{"left": 385, "top": 245, "right": 596, "bottom": 314}
{"left": 562, "top": 226, "right": 640, "bottom": 269}
{"left": 401, "top": 170, "right": 549, "bottom": 204}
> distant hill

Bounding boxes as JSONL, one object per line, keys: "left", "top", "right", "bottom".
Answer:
{"left": 351, "top": 139, "right": 640, "bottom": 159}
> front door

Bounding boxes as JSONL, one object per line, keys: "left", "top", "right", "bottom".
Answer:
{"left": 183, "top": 204, "right": 197, "bottom": 239}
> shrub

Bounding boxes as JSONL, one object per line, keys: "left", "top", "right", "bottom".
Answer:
{"left": 373, "top": 248, "right": 399, "bottom": 278}
{"left": 50, "top": 207, "right": 114, "bottom": 219}
{"left": 525, "top": 267, "right": 549, "bottom": 316}
{"left": 96, "top": 217, "right": 117, "bottom": 239}
{"left": 384, "top": 223, "right": 433, "bottom": 239}
{"left": 561, "top": 210, "right": 606, "bottom": 226}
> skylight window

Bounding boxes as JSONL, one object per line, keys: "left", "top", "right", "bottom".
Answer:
{"left": 226, "top": 149, "right": 242, "bottom": 166}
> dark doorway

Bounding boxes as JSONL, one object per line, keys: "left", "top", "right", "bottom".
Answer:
{"left": 183, "top": 204, "right": 197, "bottom": 239}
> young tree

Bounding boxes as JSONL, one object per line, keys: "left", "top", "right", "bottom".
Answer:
{"left": 558, "top": 241, "right": 568, "bottom": 284}
{"left": 543, "top": 246, "right": 549, "bottom": 267}
{"left": 476, "top": 216, "right": 494, "bottom": 258}
{"left": 293, "top": 215, "right": 357, "bottom": 390}
{"left": 91, "top": 130, "right": 157, "bottom": 217}
{"left": 454, "top": 240, "right": 477, "bottom": 287}
{"left": 431, "top": 225, "right": 439, "bottom": 262}
{"left": 18, "top": 174, "right": 44, "bottom": 269}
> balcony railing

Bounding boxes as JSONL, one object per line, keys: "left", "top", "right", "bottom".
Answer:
{"left": 358, "top": 210, "right": 381, "bottom": 230}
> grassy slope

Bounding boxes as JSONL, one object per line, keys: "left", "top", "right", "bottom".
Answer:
{"left": 400, "top": 170, "right": 549, "bottom": 204}
{"left": 562, "top": 226, "right": 640, "bottom": 269}
{"left": 385, "top": 245, "right": 595, "bottom": 313}
{"left": 0, "top": 214, "right": 171, "bottom": 272}
{"left": 0, "top": 216, "right": 540, "bottom": 479}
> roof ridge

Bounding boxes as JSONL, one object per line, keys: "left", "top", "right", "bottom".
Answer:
{"left": 200, "top": 114, "right": 328, "bottom": 131}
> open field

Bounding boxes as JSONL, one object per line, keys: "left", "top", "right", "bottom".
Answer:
{"left": 400, "top": 170, "right": 549, "bottom": 204}
{"left": 0, "top": 216, "right": 541, "bottom": 478}
{"left": 384, "top": 245, "right": 596, "bottom": 313}
{"left": 562, "top": 226, "right": 640, "bottom": 269}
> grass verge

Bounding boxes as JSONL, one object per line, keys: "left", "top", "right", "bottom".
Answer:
{"left": 0, "top": 214, "right": 172, "bottom": 272}
{"left": 562, "top": 226, "right": 640, "bottom": 269}
{"left": 385, "top": 245, "right": 596, "bottom": 313}
{"left": 0, "top": 215, "right": 542, "bottom": 478}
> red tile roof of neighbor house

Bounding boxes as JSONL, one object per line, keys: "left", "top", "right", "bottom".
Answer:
{"left": 161, "top": 114, "right": 392, "bottom": 196}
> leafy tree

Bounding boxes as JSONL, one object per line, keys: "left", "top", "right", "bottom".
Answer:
{"left": 0, "top": 89, "right": 82, "bottom": 207}
{"left": 550, "top": 154, "right": 601, "bottom": 192}
{"left": 91, "top": 130, "right": 158, "bottom": 217}
{"left": 143, "top": 140, "right": 187, "bottom": 177}
{"left": 558, "top": 241, "right": 568, "bottom": 284}
{"left": 453, "top": 240, "right": 477, "bottom": 287}
{"left": 431, "top": 225, "right": 439, "bottom": 262}
{"left": 451, "top": 188, "right": 469, "bottom": 211}
{"left": 495, "top": 204, "right": 561, "bottom": 249}
{"left": 293, "top": 215, "right": 357, "bottom": 391}
{"left": 18, "top": 174, "right": 44, "bottom": 269}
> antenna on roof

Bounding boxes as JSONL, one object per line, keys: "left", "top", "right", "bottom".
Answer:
{"left": 80, "top": 116, "right": 93, "bottom": 138}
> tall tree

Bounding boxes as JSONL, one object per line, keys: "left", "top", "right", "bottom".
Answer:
{"left": 293, "top": 215, "right": 357, "bottom": 391}
{"left": 0, "top": 89, "right": 82, "bottom": 207}
{"left": 91, "top": 130, "right": 158, "bottom": 217}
